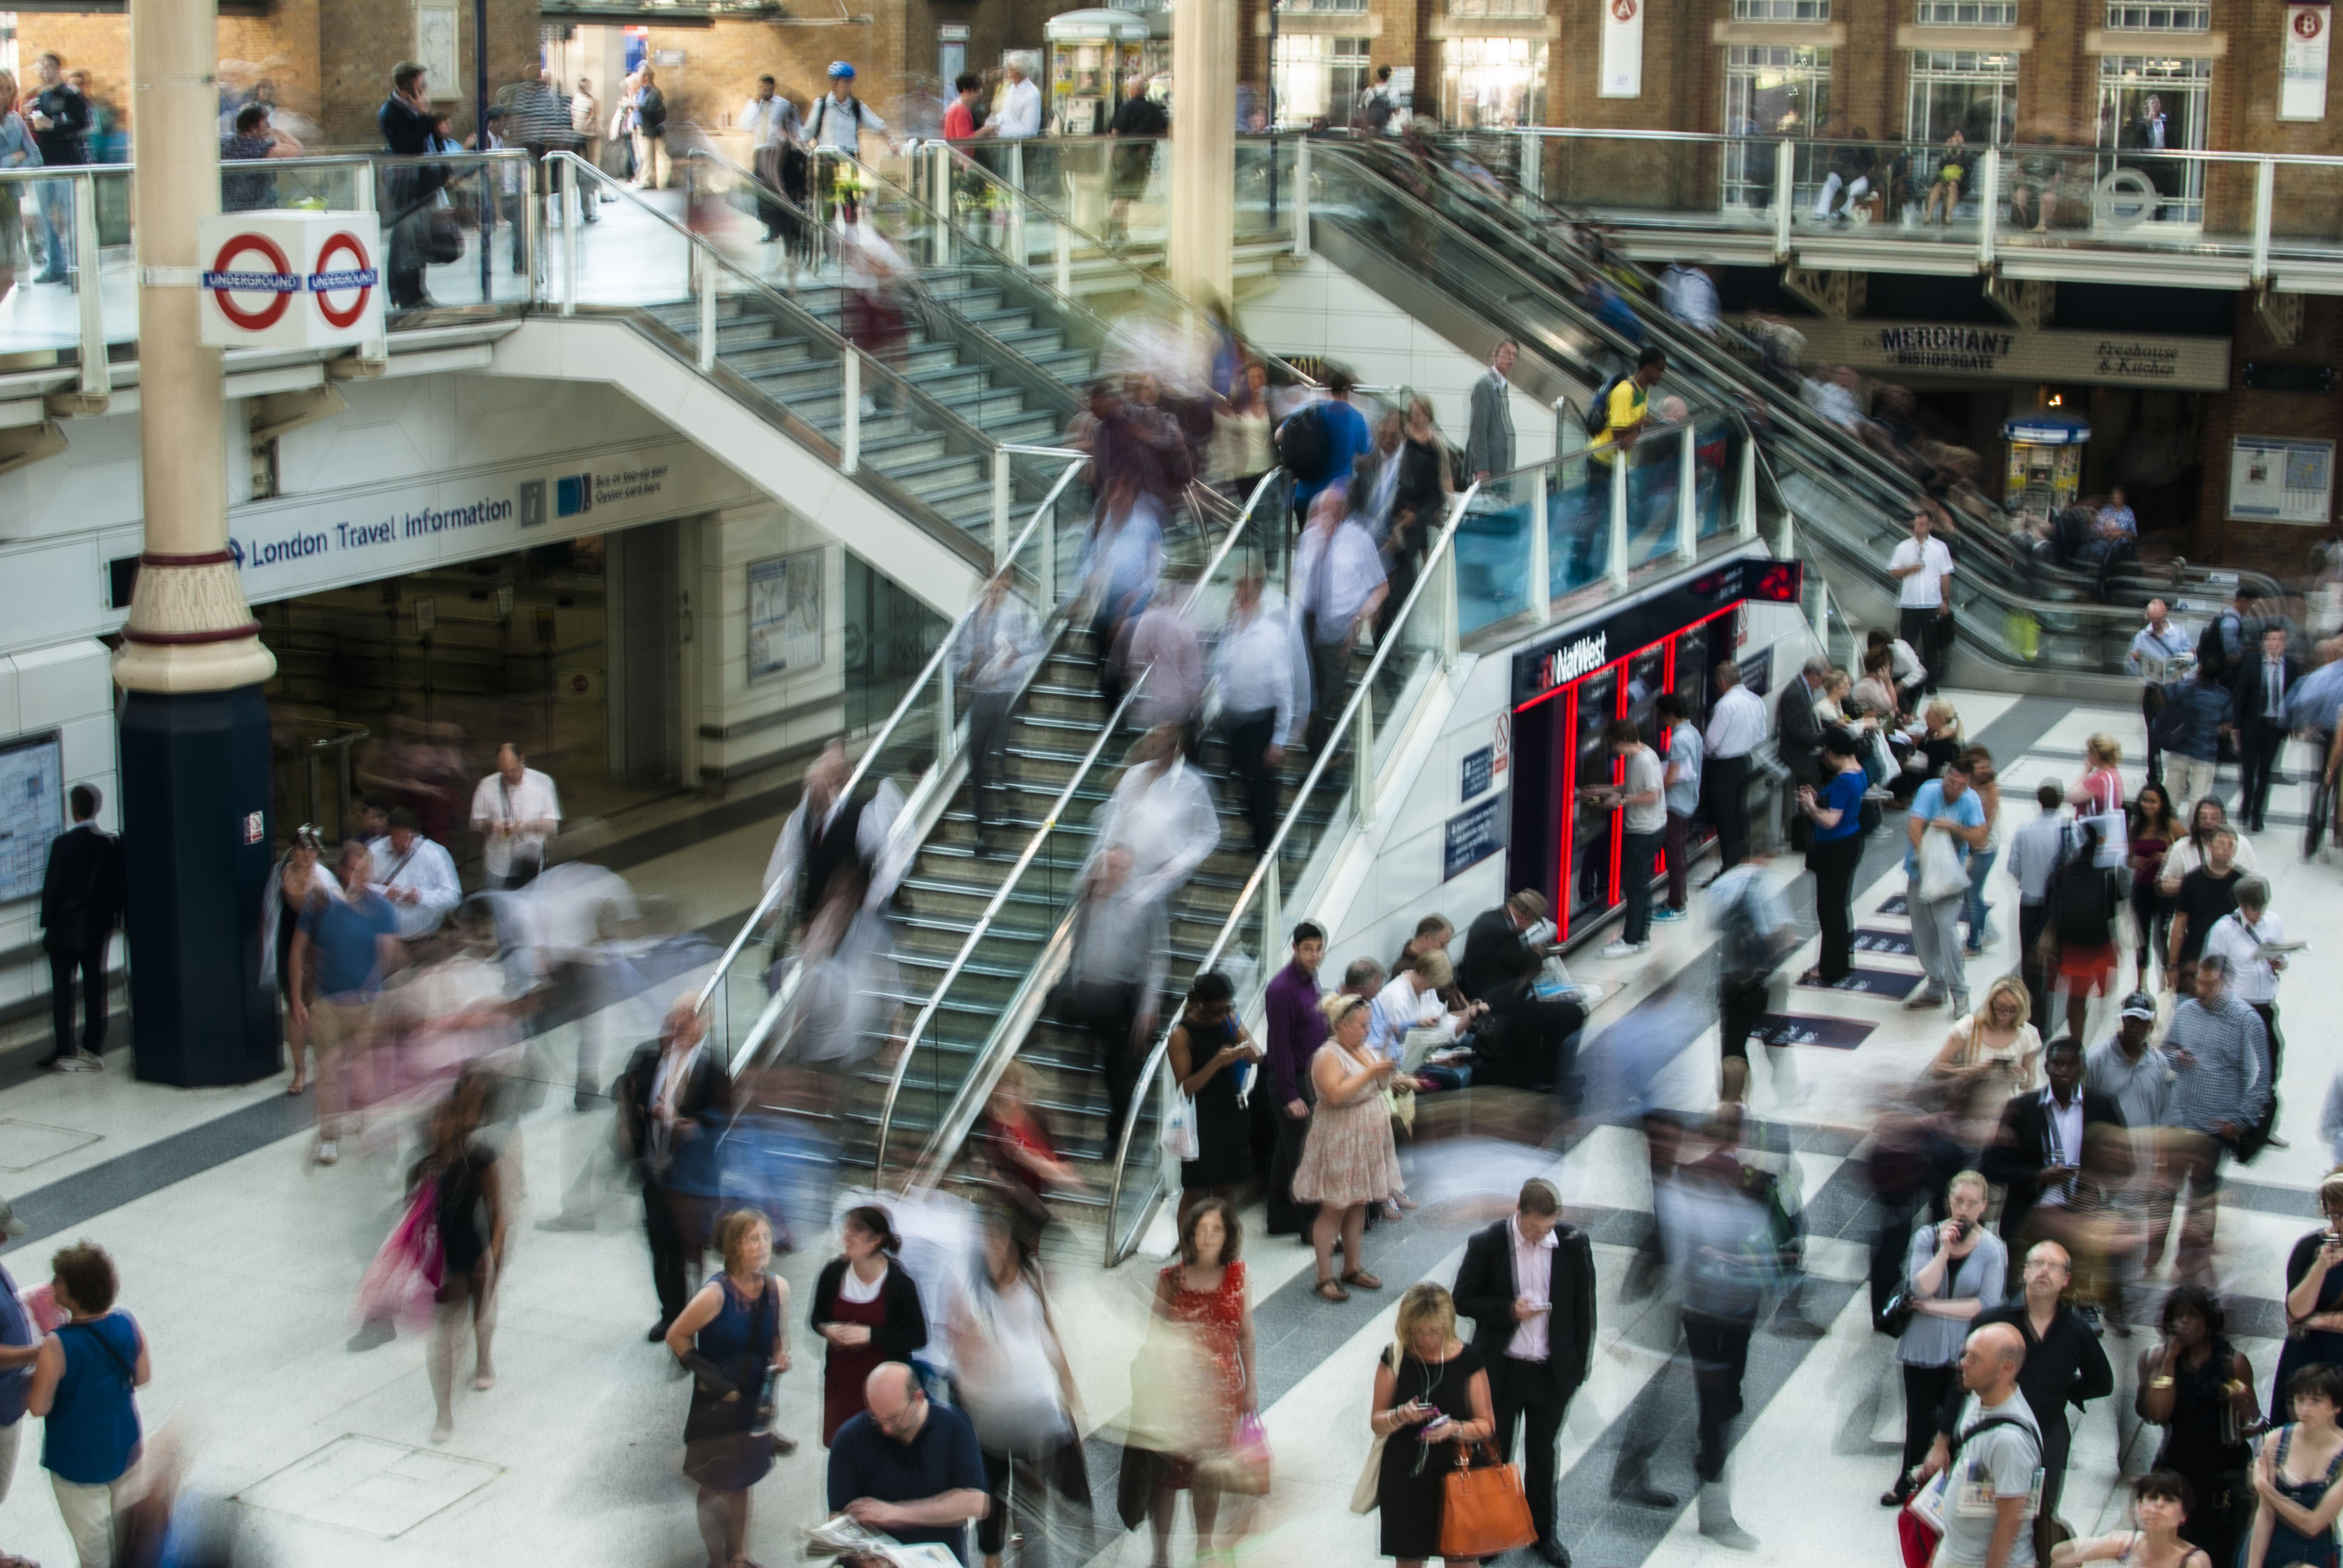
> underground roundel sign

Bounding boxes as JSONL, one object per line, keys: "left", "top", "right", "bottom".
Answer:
{"left": 198, "top": 211, "right": 385, "bottom": 349}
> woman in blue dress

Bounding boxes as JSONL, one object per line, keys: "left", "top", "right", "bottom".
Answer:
{"left": 667, "top": 1209, "right": 794, "bottom": 1568}
{"left": 2246, "top": 1364, "right": 2343, "bottom": 1568}
{"left": 27, "top": 1241, "right": 149, "bottom": 1568}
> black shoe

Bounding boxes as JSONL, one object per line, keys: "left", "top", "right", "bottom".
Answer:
{"left": 647, "top": 1320, "right": 671, "bottom": 1343}
{"left": 1533, "top": 1541, "right": 1571, "bottom": 1566}
{"left": 1613, "top": 1477, "right": 1678, "bottom": 1509}
{"left": 1881, "top": 1473, "right": 1916, "bottom": 1508}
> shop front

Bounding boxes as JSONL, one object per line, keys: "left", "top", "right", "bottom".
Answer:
{"left": 1504, "top": 556, "right": 1801, "bottom": 946}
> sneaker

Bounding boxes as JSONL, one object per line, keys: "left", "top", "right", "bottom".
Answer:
{"left": 52, "top": 1051, "right": 102, "bottom": 1073}
{"left": 313, "top": 1140, "right": 339, "bottom": 1166}
{"left": 1902, "top": 990, "right": 1946, "bottom": 1010}
{"left": 1652, "top": 906, "right": 1690, "bottom": 924}
{"left": 1601, "top": 939, "right": 1650, "bottom": 959}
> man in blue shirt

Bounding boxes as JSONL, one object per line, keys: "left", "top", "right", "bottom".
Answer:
{"left": 1904, "top": 755, "right": 1989, "bottom": 1017}
{"left": 289, "top": 840, "right": 402, "bottom": 1166}
{"left": 828, "top": 1362, "right": 989, "bottom": 1565}
{"left": 1286, "top": 370, "right": 1372, "bottom": 526}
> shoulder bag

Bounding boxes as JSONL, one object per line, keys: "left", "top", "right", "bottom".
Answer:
{"left": 1349, "top": 1342, "right": 1403, "bottom": 1513}
{"left": 1437, "top": 1440, "right": 1539, "bottom": 1560}
{"left": 1878, "top": 1227, "right": 1953, "bottom": 1339}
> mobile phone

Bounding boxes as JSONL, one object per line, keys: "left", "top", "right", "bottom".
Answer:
{"left": 1950, "top": 1217, "right": 1973, "bottom": 1241}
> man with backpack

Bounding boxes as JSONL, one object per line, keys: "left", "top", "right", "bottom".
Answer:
{"left": 1909, "top": 1321, "right": 2042, "bottom": 1568}
{"left": 1567, "top": 347, "right": 1666, "bottom": 584}
{"left": 2127, "top": 600, "right": 2193, "bottom": 779}
{"left": 1351, "top": 65, "right": 1398, "bottom": 134}
{"left": 38, "top": 785, "right": 124, "bottom": 1074}
{"left": 808, "top": 62, "right": 887, "bottom": 221}
{"left": 2155, "top": 659, "right": 2231, "bottom": 810}
{"left": 1278, "top": 369, "right": 1371, "bottom": 527}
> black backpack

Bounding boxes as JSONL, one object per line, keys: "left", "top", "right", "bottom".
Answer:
{"left": 2149, "top": 685, "right": 2195, "bottom": 754}
{"left": 2053, "top": 854, "right": 2115, "bottom": 946}
{"left": 1582, "top": 373, "right": 1630, "bottom": 438}
{"left": 1276, "top": 402, "right": 1331, "bottom": 483}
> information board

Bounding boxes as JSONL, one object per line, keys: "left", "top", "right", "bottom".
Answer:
{"left": 1443, "top": 797, "right": 1506, "bottom": 881}
{"left": 0, "top": 731, "right": 65, "bottom": 904}
{"left": 1460, "top": 745, "right": 1494, "bottom": 803}
{"left": 749, "top": 550, "right": 824, "bottom": 680}
{"left": 2229, "top": 436, "right": 2335, "bottom": 525}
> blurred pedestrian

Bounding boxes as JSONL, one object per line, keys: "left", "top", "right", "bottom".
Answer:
{"left": 813, "top": 1206, "right": 929, "bottom": 1446}
{"left": 1081, "top": 471, "right": 1167, "bottom": 709}
{"left": 1169, "top": 973, "right": 1260, "bottom": 1228}
{"left": 1116, "top": 580, "right": 1205, "bottom": 744}
{"left": 1703, "top": 660, "right": 1766, "bottom": 872}
{"left": 955, "top": 1209, "right": 1084, "bottom": 1568}
{"left": 1212, "top": 561, "right": 1302, "bottom": 858}
{"left": 1905, "top": 754, "right": 1990, "bottom": 1016}
{"left": 1262, "top": 922, "right": 1328, "bottom": 1239}
{"left": 27, "top": 1241, "right": 148, "bottom": 1568}
{"left": 1283, "top": 370, "right": 1372, "bottom": 526}
{"left": 1710, "top": 858, "right": 1795, "bottom": 1105}
{"left": 1061, "top": 843, "right": 1168, "bottom": 1154}
{"left": 2153, "top": 956, "right": 2272, "bottom": 1282}
{"left": 367, "top": 806, "right": 462, "bottom": 940}
{"left": 419, "top": 1074, "right": 504, "bottom": 1443}
{"left": 1451, "top": 1180, "right": 1593, "bottom": 1565}
{"left": 2047, "top": 818, "right": 2125, "bottom": 1045}
{"left": 1294, "top": 993, "right": 1403, "bottom": 1302}
{"left": 1366, "top": 1282, "right": 1495, "bottom": 1568}
{"left": 1208, "top": 361, "right": 1274, "bottom": 505}
{"left": 763, "top": 739, "right": 908, "bottom": 942}
{"left": 1142, "top": 1198, "right": 1258, "bottom": 1567}
{"left": 1093, "top": 724, "right": 1220, "bottom": 904}
{"left": 974, "top": 1062, "right": 1085, "bottom": 1230}
{"left": 290, "top": 840, "right": 404, "bottom": 1164}
{"left": 955, "top": 571, "right": 1041, "bottom": 855}
{"left": 2009, "top": 781, "right": 2072, "bottom": 1033}
{"left": 470, "top": 742, "right": 560, "bottom": 890}
{"left": 38, "top": 783, "right": 122, "bottom": 1074}
{"left": 1659, "top": 693, "right": 1705, "bottom": 922}
{"left": 2158, "top": 663, "right": 2232, "bottom": 813}
{"left": 2135, "top": 1285, "right": 2259, "bottom": 1568}
{"left": 1293, "top": 481, "right": 1388, "bottom": 753}
{"left": 620, "top": 999, "right": 733, "bottom": 1341}
{"left": 667, "top": 1209, "right": 792, "bottom": 1568}
{"left": 260, "top": 828, "right": 333, "bottom": 1094}
{"left": 1383, "top": 396, "right": 1453, "bottom": 635}
{"left": 1885, "top": 1170, "right": 2006, "bottom": 1507}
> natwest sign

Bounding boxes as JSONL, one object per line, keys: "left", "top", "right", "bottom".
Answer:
{"left": 199, "top": 211, "right": 383, "bottom": 349}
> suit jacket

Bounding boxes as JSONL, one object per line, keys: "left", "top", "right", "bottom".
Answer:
{"left": 40, "top": 824, "right": 124, "bottom": 957}
{"left": 1465, "top": 371, "right": 1515, "bottom": 479}
{"left": 1458, "top": 907, "right": 1538, "bottom": 1002}
{"left": 2230, "top": 653, "right": 2303, "bottom": 733}
{"left": 1452, "top": 1218, "right": 1596, "bottom": 1403}
{"left": 1980, "top": 1086, "right": 2125, "bottom": 1246}
{"left": 617, "top": 1040, "right": 732, "bottom": 1191}
{"left": 1777, "top": 678, "right": 1826, "bottom": 786}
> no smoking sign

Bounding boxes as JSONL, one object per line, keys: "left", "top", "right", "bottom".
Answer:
{"left": 199, "top": 211, "right": 384, "bottom": 349}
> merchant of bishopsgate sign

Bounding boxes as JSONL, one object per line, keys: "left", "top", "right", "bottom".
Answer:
{"left": 1777, "top": 318, "right": 2230, "bottom": 390}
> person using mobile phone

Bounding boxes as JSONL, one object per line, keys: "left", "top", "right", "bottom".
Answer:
{"left": 1170, "top": 972, "right": 1259, "bottom": 1230}
{"left": 1367, "top": 1284, "right": 1495, "bottom": 1568}
{"left": 1887, "top": 1171, "right": 2007, "bottom": 1508}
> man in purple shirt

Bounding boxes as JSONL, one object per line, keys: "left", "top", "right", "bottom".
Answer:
{"left": 1262, "top": 921, "right": 1329, "bottom": 1237}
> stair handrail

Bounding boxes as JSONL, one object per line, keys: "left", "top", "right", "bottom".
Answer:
{"left": 1100, "top": 477, "right": 1482, "bottom": 1268}
{"left": 694, "top": 449, "right": 1090, "bottom": 1060}
{"left": 868, "top": 466, "right": 1285, "bottom": 1178}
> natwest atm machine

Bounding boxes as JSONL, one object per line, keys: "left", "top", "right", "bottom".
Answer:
{"left": 1504, "top": 558, "right": 1802, "bottom": 946}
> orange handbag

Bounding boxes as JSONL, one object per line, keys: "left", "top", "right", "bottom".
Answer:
{"left": 1437, "top": 1443, "right": 1539, "bottom": 1560}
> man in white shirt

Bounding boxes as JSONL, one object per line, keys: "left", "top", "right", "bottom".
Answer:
{"left": 743, "top": 74, "right": 802, "bottom": 243}
{"left": 2128, "top": 599, "right": 2194, "bottom": 779}
{"left": 1293, "top": 483, "right": 1388, "bottom": 751}
{"left": 1601, "top": 718, "right": 1668, "bottom": 959}
{"left": 2202, "top": 875, "right": 2286, "bottom": 1083}
{"left": 1888, "top": 509, "right": 1955, "bottom": 694}
{"left": 366, "top": 808, "right": 462, "bottom": 939}
{"left": 954, "top": 570, "right": 1040, "bottom": 854}
{"left": 761, "top": 738, "right": 909, "bottom": 930}
{"left": 1089, "top": 724, "right": 1220, "bottom": 904}
{"left": 470, "top": 743, "right": 561, "bottom": 890}
{"left": 807, "top": 61, "right": 886, "bottom": 227}
{"left": 1213, "top": 564, "right": 1306, "bottom": 857}
{"left": 987, "top": 56, "right": 1044, "bottom": 140}
{"left": 1701, "top": 658, "right": 1767, "bottom": 874}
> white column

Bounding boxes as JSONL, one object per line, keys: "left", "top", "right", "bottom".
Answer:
{"left": 1168, "top": 0, "right": 1237, "bottom": 305}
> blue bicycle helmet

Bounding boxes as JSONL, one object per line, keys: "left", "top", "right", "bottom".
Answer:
{"left": 827, "top": 61, "right": 857, "bottom": 79}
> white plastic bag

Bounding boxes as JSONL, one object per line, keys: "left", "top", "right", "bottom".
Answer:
{"left": 1918, "top": 826, "right": 1969, "bottom": 904}
{"left": 1160, "top": 1094, "right": 1200, "bottom": 1161}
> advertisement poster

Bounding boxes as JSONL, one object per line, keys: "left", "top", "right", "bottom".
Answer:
{"left": 749, "top": 550, "right": 825, "bottom": 679}
{"left": 2283, "top": 3, "right": 2332, "bottom": 121}
{"left": 2229, "top": 436, "right": 2335, "bottom": 525}
{"left": 1599, "top": 0, "right": 1644, "bottom": 97}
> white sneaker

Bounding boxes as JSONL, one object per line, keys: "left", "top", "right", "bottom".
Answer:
{"left": 1601, "top": 939, "right": 1650, "bottom": 959}
{"left": 314, "top": 1140, "right": 339, "bottom": 1166}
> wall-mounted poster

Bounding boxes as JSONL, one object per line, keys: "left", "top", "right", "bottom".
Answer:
{"left": 2229, "top": 436, "right": 2335, "bottom": 525}
{"left": 1599, "top": 0, "right": 1645, "bottom": 98}
{"left": 749, "top": 550, "right": 824, "bottom": 679}
{"left": 416, "top": 4, "right": 459, "bottom": 102}
{"left": 0, "top": 731, "right": 65, "bottom": 904}
{"left": 2283, "top": 3, "right": 2332, "bottom": 122}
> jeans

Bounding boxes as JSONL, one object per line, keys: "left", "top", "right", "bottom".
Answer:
{"left": 1221, "top": 707, "right": 1282, "bottom": 856}
{"left": 1906, "top": 875, "right": 1968, "bottom": 1006}
{"left": 1961, "top": 846, "right": 1998, "bottom": 950}
{"left": 35, "top": 177, "right": 74, "bottom": 276}
{"left": 1663, "top": 809, "right": 1693, "bottom": 909}
{"left": 1621, "top": 828, "right": 1663, "bottom": 942}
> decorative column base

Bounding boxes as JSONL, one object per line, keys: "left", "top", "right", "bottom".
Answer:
{"left": 120, "top": 684, "right": 281, "bottom": 1086}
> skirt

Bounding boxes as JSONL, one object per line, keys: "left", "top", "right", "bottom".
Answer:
{"left": 2058, "top": 942, "right": 2117, "bottom": 996}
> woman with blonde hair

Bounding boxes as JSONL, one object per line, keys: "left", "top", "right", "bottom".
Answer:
{"left": 1928, "top": 974, "right": 2042, "bottom": 1110}
{"left": 1890, "top": 697, "right": 1966, "bottom": 806}
{"left": 0, "top": 71, "right": 36, "bottom": 310}
{"left": 1294, "top": 991, "right": 1402, "bottom": 1302}
{"left": 1368, "top": 1282, "right": 1495, "bottom": 1566}
{"left": 2074, "top": 732, "right": 2127, "bottom": 820}
{"left": 667, "top": 1208, "right": 791, "bottom": 1568}
{"left": 1886, "top": 1169, "right": 2007, "bottom": 1506}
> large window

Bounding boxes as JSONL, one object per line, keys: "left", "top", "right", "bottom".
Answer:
{"left": 2097, "top": 53, "right": 2212, "bottom": 223}
{"left": 2104, "top": 0, "right": 2209, "bottom": 28}
{"left": 1274, "top": 34, "right": 1371, "bottom": 126}
{"left": 1723, "top": 45, "right": 1831, "bottom": 206}
{"left": 1732, "top": 0, "right": 1829, "bottom": 19}
{"left": 1909, "top": 49, "right": 2018, "bottom": 146}
{"left": 1440, "top": 36, "right": 1548, "bottom": 126}
{"left": 1447, "top": 0, "right": 1547, "bottom": 19}
{"left": 1916, "top": 0, "right": 2014, "bottom": 20}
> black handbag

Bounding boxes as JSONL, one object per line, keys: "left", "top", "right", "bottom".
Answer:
{"left": 1878, "top": 1233, "right": 1953, "bottom": 1338}
{"left": 422, "top": 207, "right": 465, "bottom": 265}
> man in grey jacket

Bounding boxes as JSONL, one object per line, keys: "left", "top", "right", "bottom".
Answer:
{"left": 1467, "top": 340, "right": 1519, "bottom": 483}
{"left": 2154, "top": 954, "right": 2272, "bottom": 1281}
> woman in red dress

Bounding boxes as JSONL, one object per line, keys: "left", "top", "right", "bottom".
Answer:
{"left": 808, "top": 1204, "right": 928, "bottom": 1445}
{"left": 1147, "top": 1196, "right": 1259, "bottom": 1568}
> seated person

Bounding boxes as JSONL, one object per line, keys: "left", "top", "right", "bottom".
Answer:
{"left": 827, "top": 1362, "right": 989, "bottom": 1566}
{"left": 1921, "top": 130, "right": 1973, "bottom": 225}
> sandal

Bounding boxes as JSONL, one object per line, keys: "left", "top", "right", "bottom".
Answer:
{"left": 1342, "top": 1270, "right": 1384, "bottom": 1290}
{"left": 1314, "top": 1277, "right": 1351, "bottom": 1302}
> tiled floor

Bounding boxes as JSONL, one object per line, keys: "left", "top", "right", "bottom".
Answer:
{"left": 0, "top": 688, "right": 2334, "bottom": 1568}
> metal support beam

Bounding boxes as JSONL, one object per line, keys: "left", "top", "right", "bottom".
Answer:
{"left": 1780, "top": 265, "right": 1864, "bottom": 322}
{"left": 1676, "top": 425, "right": 1698, "bottom": 561}
{"left": 1607, "top": 452, "right": 1630, "bottom": 590}
{"left": 1527, "top": 468, "right": 1551, "bottom": 622}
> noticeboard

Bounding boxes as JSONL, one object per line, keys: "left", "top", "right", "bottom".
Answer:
{"left": 749, "top": 550, "right": 824, "bottom": 681}
{"left": 0, "top": 731, "right": 65, "bottom": 904}
{"left": 2229, "top": 436, "right": 2335, "bottom": 525}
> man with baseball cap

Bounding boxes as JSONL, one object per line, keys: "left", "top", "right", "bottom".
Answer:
{"left": 2085, "top": 993, "right": 2170, "bottom": 1134}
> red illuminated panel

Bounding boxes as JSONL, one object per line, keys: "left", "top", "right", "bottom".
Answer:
{"left": 1607, "top": 666, "right": 1627, "bottom": 906}
{"left": 1556, "top": 687, "right": 1577, "bottom": 943}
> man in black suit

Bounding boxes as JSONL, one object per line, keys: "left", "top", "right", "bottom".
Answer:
{"left": 1979, "top": 1036, "right": 2125, "bottom": 1252}
{"left": 1457, "top": 892, "right": 1585, "bottom": 1100}
{"left": 1452, "top": 1178, "right": 1596, "bottom": 1567}
{"left": 617, "top": 998, "right": 733, "bottom": 1339}
{"left": 38, "top": 783, "right": 124, "bottom": 1073}
{"left": 2230, "top": 625, "right": 2301, "bottom": 835}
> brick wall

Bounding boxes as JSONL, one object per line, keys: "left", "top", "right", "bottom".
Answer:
{"left": 2194, "top": 294, "right": 2343, "bottom": 575}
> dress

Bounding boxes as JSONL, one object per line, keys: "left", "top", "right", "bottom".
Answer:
{"left": 2275, "top": 1232, "right": 2343, "bottom": 1407}
{"left": 1158, "top": 1259, "right": 1247, "bottom": 1486}
{"left": 683, "top": 1272, "right": 781, "bottom": 1491}
{"left": 821, "top": 1274, "right": 890, "bottom": 1446}
{"left": 1291, "top": 1042, "right": 1403, "bottom": 1207}
{"left": 1376, "top": 1344, "right": 1485, "bottom": 1559}
{"left": 2149, "top": 1340, "right": 2253, "bottom": 1568}
{"left": 1180, "top": 1014, "right": 1253, "bottom": 1190}
{"left": 2261, "top": 1424, "right": 2343, "bottom": 1568}
{"left": 431, "top": 1143, "right": 497, "bottom": 1278}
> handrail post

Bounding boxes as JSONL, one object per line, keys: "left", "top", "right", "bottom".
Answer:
{"left": 1519, "top": 131, "right": 1542, "bottom": 201}
{"left": 1552, "top": 395, "right": 1571, "bottom": 463}
{"left": 696, "top": 247, "right": 718, "bottom": 373}
{"left": 1008, "top": 142, "right": 1027, "bottom": 269}
{"left": 1977, "top": 147, "right": 2000, "bottom": 271}
{"left": 560, "top": 154, "right": 580, "bottom": 317}
{"left": 1351, "top": 681, "right": 1375, "bottom": 820}
{"left": 1262, "top": 863, "right": 1282, "bottom": 985}
{"left": 1736, "top": 436, "right": 1758, "bottom": 539}
{"left": 1810, "top": 576, "right": 1829, "bottom": 647}
{"left": 1054, "top": 224, "right": 1072, "bottom": 298}
{"left": 1528, "top": 467, "right": 1552, "bottom": 622}
{"left": 1437, "top": 541, "right": 1460, "bottom": 664}
{"left": 1773, "top": 139, "right": 1795, "bottom": 261}
{"left": 74, "top": 174, "right": 107, "bottom": 400}
{"left": 525, "top": 154, "right": 542, "bottom": 296}
{"left": 2251, "top": 156, "right": 2275, "bottom": 284}
{"left": 1041, "top": 493, "right": 1060, "bottom": 603}
{"left": 931, "top": 142, "right": 952, "bottom": 266}
{"left": 1607, "top": 449, "right": 1630, "bottom": 589}
{"left": 1293, "top": 135, "right": 1312, "bottom": 260}
{"left": 939, "top": 659, "right": 958, "bottom": 761}
{"left": 1676, "top": 425, "right": 1698, "bottom": 561}
{"left": 841, "top": 350, "right": 862, "bottom": 474}
{"left": 991, "top": 449, "right": 1012, "bottom": 564}
{"left": 354, "top": 169, "right": 390, "bottom": 362}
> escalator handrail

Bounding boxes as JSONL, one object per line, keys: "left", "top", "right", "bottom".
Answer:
{"left": 869, "top": 466, "right": 1286, "bottom": 1177}
{"left": 693, "top": 452, "right": 1091, "bottom": 1032}
{"left": 1101, "top": 478, "right": 1483, "bottom": 1267}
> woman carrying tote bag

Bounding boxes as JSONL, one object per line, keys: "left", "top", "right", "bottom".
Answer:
{"left": 1365, "top": 1282, "right": 1513, "bottom": 1567}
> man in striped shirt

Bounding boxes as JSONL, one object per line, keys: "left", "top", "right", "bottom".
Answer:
{"left": 2152, "top": 955, "right": 2272, "bottom": 1282}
